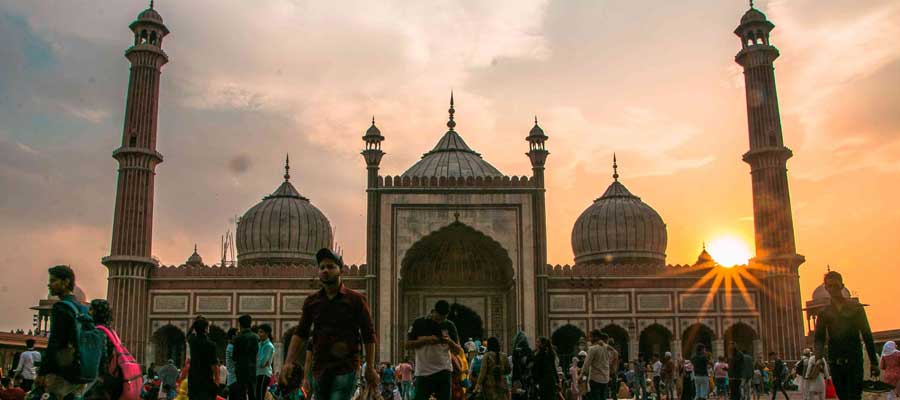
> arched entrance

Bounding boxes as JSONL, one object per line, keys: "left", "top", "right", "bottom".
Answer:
{"left": 723, "top": 323, "right": 757, "bottom": 356}
{"left": 601, "top": 324, "right": 630, "bottom": 369}
{"left": 682, "top": 323, "right": 715, "bottom": 358}
{"left": 209, "top": 325, "right": 228, "bottom": 364}
{"left": 151, "top": 325, "right": 186, "bottom": 367}
{"left": 552, "top": 324, "right": 586, "bottom": 369}
{"left": 400, "top": 222, "right": 515, "bottom": 354}
{"left": 639, "top": 324, "right": 672, "bottom": 360}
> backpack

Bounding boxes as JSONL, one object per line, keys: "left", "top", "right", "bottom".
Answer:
{"left": 60, "top": 300, "right": 107, "bottom": 383}
{"left": 96, "top": 325, "right": 143, "bottom": 400}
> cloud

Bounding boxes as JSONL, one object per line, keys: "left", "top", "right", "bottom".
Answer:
{"left": 0, "top": 0, "right": 898, "bottom": 334}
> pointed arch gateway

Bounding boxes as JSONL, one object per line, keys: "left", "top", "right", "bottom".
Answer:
{"left": 151, "top": 325, "right": 186, "bottom": 367}
{"left": 400, "top": 221, "right": 515, "bottom": 353}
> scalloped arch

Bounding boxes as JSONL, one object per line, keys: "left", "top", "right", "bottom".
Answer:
{"left": 400, "top": 221, "right": 513, "bottom": 287}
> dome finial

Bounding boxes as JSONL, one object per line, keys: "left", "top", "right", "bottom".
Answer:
{"left": 371, "top": 115, "right": 376, "bottom": 125}
{"left": 612, "top": 153, "right": 619, "bottom": 182}
{"left": 447, "top": 91, "right": 456, "bottom": 130}
{"left": 150, "top": 0, "right": 154, "bottom": 9}
{"left": 749, "top": 0, "right": 754, "bottom": 8}
{"left": 284, "top": 153, "right": 291, "bottom": 181}
{"left": 534, "top": 115, "right": 538, "bottom": 125}
{"left": 194, "top": 243, "right": 197, "bottom": 253}
{"left": 702, "top": 241, "right": 707, "bottom": 251}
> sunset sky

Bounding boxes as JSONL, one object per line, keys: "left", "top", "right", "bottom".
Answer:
{"left": 1, "top": 0, "right": 898, "bottom": 333}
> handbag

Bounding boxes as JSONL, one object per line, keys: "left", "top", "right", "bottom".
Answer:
{"left": 824, "top": 379, "right": 836, "bottom": 399}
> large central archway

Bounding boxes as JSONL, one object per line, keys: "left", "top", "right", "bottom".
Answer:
{"left": 400, "top": 221, "right": 515, "bottom": 355}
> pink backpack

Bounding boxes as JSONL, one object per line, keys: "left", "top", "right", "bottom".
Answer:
{"left": 96, "top": 325, "right": 143, "bottom": 400}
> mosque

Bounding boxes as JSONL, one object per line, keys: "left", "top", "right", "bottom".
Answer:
{"left": 101, "top": 3, "right": 807, "bottom": 366}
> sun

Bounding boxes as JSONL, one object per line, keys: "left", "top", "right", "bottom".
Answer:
{"left": 706, "top": 236, "right": 753, "bottom": 267}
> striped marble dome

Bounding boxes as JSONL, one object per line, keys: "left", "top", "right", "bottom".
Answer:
{"left": 236, "top": 166, "right": 333, "bottom": 265}
{"left": 571, "top": 179, "right": 667, "bottom": 265}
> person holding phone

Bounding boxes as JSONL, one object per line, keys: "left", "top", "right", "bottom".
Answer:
{"left": 406, "top": 300, "right": 462, "bottom": 400}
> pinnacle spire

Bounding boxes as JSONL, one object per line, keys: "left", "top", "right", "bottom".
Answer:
{"left": 194, "top": 243, "right": 197, "bottom": 253}
{"left": 534, "top": 115, "right": 539, "bottom": 125}
{"left": 612, "top": 153, "right": 619, "bottom": 182}
{"left": 371, "top": 116, "right": 376, "bottom": 125}
{"left": 284, "top": 154, "right": 291, "bottom": 181}
{"left": 749, "top": 0, "right": 754, "bottom": 8}
{"left": 150, "top": 0, "right": 154, "bottom": 9}
{"left": 447, "top": 91, "right": 456, "bottom": 130}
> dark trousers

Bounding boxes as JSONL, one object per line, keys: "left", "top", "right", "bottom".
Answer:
{"left": 413, "top": 370, "right": 452, "bottom": 400}
{"left": 830, "top": 360, "right": 863, "bottom": 400}
{"left": 769, "top": 380, "right": 789, "bottom": 400}
{"left": 20, "top": 379, "right": 34, "bottom": 392}
{"left": 230, "top": 375, "right": 258, "bottom": 400}
{"left": 256, "top": 375, "right": 271, "bottom": 400}
{"left": 610, "top": 373, "right": 618, "bottom": 400}
{"left": 729, "top": 379, "right": 743, "bottom": 400}
{"left": 587, "top": 381, "right": 609, "bottom": 400}
{"left": 654, "top": 376, "right": 662, "bottom": 397}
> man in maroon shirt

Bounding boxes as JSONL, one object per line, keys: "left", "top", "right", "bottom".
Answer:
{"left": 0, "top": 378, "right": 26, "bottom": 400}
{"left": 280, "top": 248, "right": 379, "bottom": 400}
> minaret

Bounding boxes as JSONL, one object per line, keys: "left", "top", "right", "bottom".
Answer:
{"left": 734, "top": 4, "right": 805, "bottom": 359}
{"left": 527, "top": 116, "right": 550, "bottom": 336}
{"left": 101, "top": 2, "right": 169, "bottom": 363}
{"left": 361, "top": 116, "right": 384, "bottom": 317}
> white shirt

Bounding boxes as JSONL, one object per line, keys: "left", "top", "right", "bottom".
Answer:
{"left": 652, "top": 361, "right": 662, "bottom": 377}
{"left": 15, "top": 350, "right": 41, "bottom": 380}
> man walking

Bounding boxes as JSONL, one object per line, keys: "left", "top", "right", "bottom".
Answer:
{"left": 740, "top": 350, "right": 754, "bottom": 400}
{"left": 12, "top": 339, "right": 40, "bottom": 392}
{"left": 36, "top": 265, "right": 86, "bottom": 400}
{"left": 814, "top": 271, "right": 879, "bottom": 400}
{"left": 406, "top": 300, "right": 462, "bottom": 400}
{"left": 581, "top": 330, "right": 611, "bottom": 400}
{"left": 188, "top": 316, "right": 219, "bottom": 400}
{"left": 794, "top": 349, "right": 812, "bottom": 400}
{"left": 281, "top": 248, "right": 379, "bottom": 400}
{"left": 769, "top": 353, "right": 789, "bottom": 400}
{"left": 255, "top": 324, "right": 275, "bottom": 400}
{"left": 397, "top": 359, "right": 414, "bottom": 400}
{"left": 728, "top": 345, "right": 743, "bottom": 400}
{"left": 232, "top": 314, "right": 259, "bottom": 400}
{"left": 607, "top": 338, "right": 620, "bottom": 400}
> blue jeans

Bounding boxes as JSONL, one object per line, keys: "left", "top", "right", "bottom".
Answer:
{"left": 695, "top": 375, "right": 711, "bottom": 400}
{"left": 310, "top": 371, "right": 359, "bottom": 400}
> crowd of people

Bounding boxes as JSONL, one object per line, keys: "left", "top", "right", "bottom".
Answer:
{"left": 1, "top": 258, "right": 898, "bottom": 400}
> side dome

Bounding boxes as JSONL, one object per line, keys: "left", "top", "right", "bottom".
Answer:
{"left": 571, "top": 178, "right": 667, "bottom": 265}
{"left": 236, "top": 163, "right": 333, "bottom": 265}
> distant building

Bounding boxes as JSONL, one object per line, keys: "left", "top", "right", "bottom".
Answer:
{"left": 99, "top": 3, "right": 807, "bottom": 365}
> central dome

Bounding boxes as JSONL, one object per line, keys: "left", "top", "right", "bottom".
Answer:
{"left": 571, "top": 165, "right": 667, "bottom": 264}
{"left": 401, "top": 95, "right": 503, "bottom": 178}
{"left": 236, "top": 161, "right": 333, "bottom": 265}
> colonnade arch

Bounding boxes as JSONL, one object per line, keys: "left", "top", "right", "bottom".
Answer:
{"left": 682, "top": 323, "right": 715, "bottom": 358}
{"left": 601, "top": 324, "right": 629, "bottom": 368}
{"left": 639, "top": 324, "right": 672, "bottom": 360}
{"left": 551, "top": 324, "right": 586, "bottom": 369}
{"left": 151, "top": 325, "right": 186, "bottom": 367}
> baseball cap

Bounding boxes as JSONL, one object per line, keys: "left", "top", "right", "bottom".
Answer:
{"left": 315, "top": 248, "right": 343, "bottom": 267}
